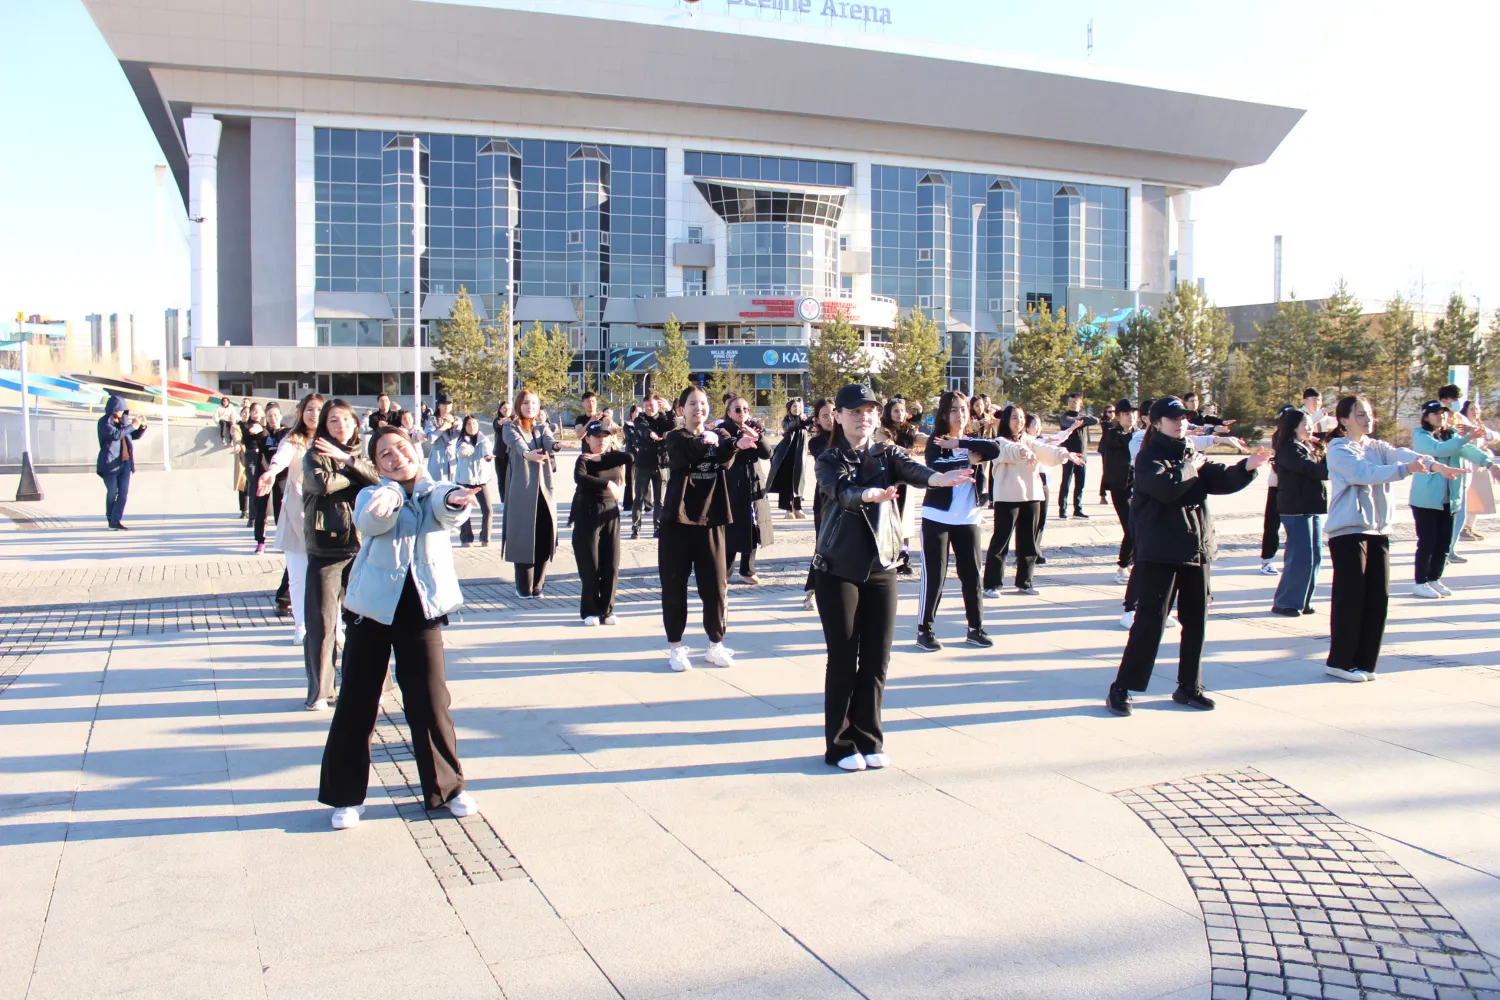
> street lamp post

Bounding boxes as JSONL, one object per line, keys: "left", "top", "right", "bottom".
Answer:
{"left": 506, "top": 221, "right": 516, "bottom": 407}
{"left": 411, "top": 148, "right": 426, "bottom": 419}
{"left": 968, "top": 202, "right": 983, "bottom": 397}
{"left": 16, "top": 337, "right": 42, "bottom": 501}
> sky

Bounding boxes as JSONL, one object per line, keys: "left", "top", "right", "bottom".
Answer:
{"left": 1, "top": 0, "right": 1495, "bottom": 341}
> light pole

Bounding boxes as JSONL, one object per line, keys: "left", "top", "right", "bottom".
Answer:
{"left": 411, "top": 146, "right": 426, "bottom": 418}
{"left": 16, "top": 336, "right": 42, "bottom": 501}
{"left": 506, "top": 216, "right": 517, "bottom": 407}
{"left": 155, "top": 164, "right": 172, "bottom": 471}
{"left": 968, "top": 202, "right": 983, "bottom": 397}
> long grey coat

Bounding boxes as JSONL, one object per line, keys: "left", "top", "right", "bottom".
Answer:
{"left": 501, "top": 421, "right": 559, "bottom": 564}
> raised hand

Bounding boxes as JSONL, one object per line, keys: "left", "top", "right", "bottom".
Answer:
{"left": 313, "top": 437, "right": 351, "bottom": 463}
{"left": 606, "top": 480, "right": 625, "bottom": 503}
{"left": 932, "top": 435, "right": 960, "bottom": 451}
{"left": 1069, "top": 453, "right": 1086, "bottom": 466}
{"left": 1245, "top": 447, "right": 1272, "bottom": 471}
{"left": 861, "top": 485, "right": 900, "bottom": 503}
{"left": 366, "top": 488, "right": 403, "bottom": 518}
{"left": 444, "top": 486, "right": 483, "bottom": 510}
{"left": 1434, "top": 463, "right": 1466, "bottom": 480}
{"left": 255, "top": 471, "right": 276, "bottom": 497}
{"left": 931, "top": 468, "right": 975, "bottom": 488}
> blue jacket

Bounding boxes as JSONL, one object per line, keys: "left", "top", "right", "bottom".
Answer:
{"left": 96, "top": 395, "right": 147, "bottom": 475}
{"left": 344, "top": 475, "right": 467, "bottom": 625}
{"left": 426, "top": 427, "right": 461, "bottom": 482}
{"left": 453, "top": 433, "right": 494, "bottom": 486}
{"left": 1410, "top": 428, "right": 1492, "bottom": 509}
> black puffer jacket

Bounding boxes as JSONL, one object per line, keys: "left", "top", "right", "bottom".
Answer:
{"left": 813, "top": 441, "right": 935, "bottom": 582}
{"left": 302, "top": 441, "right": 380, "bottom": 558}
{"left": 1130, "top": 433, "right": 1257, "bottom": 566}
{"left": 1099, "top": 423, "right": 1135, "bottom": 489}
{"left": 1274, "top": 439, "right": 1329, "bottom": 515}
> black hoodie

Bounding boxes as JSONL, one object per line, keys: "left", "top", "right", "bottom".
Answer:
{"left": 1129, "top": 433, "right": 1257, "bottom": 566}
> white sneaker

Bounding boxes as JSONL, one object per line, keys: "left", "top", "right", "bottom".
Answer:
{"left": 1163, "top": 615, "right": 1179, "bottom": 630}
{"left": 1325, "top": 666, "right": 1370, "bottom": 683}
{"left": 836, "top": 753, "right": 866, "bottom": 771}
{"left": 306, "top": 698, "right": 330, "bottom": 711}
{"left": 447, "top": 791, "right": 480, "bottom": 817}
{"left": 1430, "top": 581, "right": 1452, "bottom": 597}
{"left": 603, "top": 614, "right": 618, "bottom": 625}
{"left": 1119, "top": 610, "right": 1135, "bottom": 630}
{"left": 330, "top": 805, "right": 365, "bottom": 830}
{"left": 864, "top": 752, "right": 890, "bottom": 769}
{"left": 1113, "top": 569, "right": 1131, "bottom": 585}
{"left": 705, "top": 642, "right": 737, "bottom": 668}
{"left": 668, "top": 647, "right": 693, "bottom": 672}
{"left": 1448, "top": 554, "right": 1468, "bottom": 564}
{"left": 983, "top": 588, "right": 1000, "bottom": 599}
{"left": 1259, "top": 561, "right": 1280, "bottom": 575}
{"left": 802, "top": 593, "right": 815, "bottom": 610}
{"left": 1412, "top": 582, "right": 1442, "bottom": 600}
{"left": 1015, "top": 586, "right": 1040, "bottom": 597}
{"left": 583, "top": 615, "right": 601, "bottom": 626}
{"left": 292, "top": 623, "right": 307, "bottom": 645}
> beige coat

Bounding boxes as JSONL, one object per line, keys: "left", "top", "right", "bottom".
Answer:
{"left": 266, "top": 436, "right": 310, "bottom": 554}
{"left": 990, "top": 435, "right": 1071, "bottom": 503}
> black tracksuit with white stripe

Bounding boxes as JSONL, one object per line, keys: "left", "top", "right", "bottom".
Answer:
{"left": 917, "top": 437, "right": 1001, "bottom": 636}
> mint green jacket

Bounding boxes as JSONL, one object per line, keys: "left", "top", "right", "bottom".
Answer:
{"left": 1410, "top": 428, "right": 1492, "bottom": 510}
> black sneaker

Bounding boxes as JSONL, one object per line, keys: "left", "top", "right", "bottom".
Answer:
{"left": 1172, "top": 688, "right": 1216, "bottom": 711}
{"left": 1073, "top": 509, "right": 1088, "bottom": 519}
{"left": 965, "top": 628, "right": 994, "bottom": 648}
{"left": 1300, "top": 607, "right": 1316, "bottom": 615}
{"left": 1107, "top": 685, "right": 1132, "bottom": 717}
{"left": 1270, "top": 607, "right": 1300, "bottom": 617}
{"left": 1035, "top": 555, "right": 1047, "bottom": 565}
{"left": 916, "top": 630, "right": 942, "bottom": 652}
{"left": 1056, "top": 511, "right": 1069, "bottom": 520}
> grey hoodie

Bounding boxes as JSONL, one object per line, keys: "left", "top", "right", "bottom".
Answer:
{"left": 1324, "top": 436, "right": 1421, "bottom": 539}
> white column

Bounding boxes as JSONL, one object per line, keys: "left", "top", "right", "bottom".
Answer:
{"left": 1170, "top": 192, "right": 1194, "bottom": 289}
{"left": 185, "top": 113, "right": 223, "bottom": 377}
{"left": 293, "top": 121, "right": 318, "bottom": 347}
{"left": 665, "top": 146, "right": 686, "bottom": 298}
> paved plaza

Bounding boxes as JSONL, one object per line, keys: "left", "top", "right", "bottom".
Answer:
{"left": 1, "top": 464, "right": 1498, "bottom": 1000}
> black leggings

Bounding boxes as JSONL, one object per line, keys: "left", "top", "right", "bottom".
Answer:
{"left": 658, "top": 520, "right": 727, "bottom": 644}
{"left": 1327, "top": 534, "right": 1389, "bottom": 673}
{"left": 983, "top": 501, "right": 1040, "bottom": 590}
{"left": 816, "top": 568, "right": 897, "bottom": 763}
{"left": 1107, "top": 486, "right": 1133, "bottom": 568}
{"left": 248, "top": 492, "right": 269, "bottom": 544}
{"left": 459, "top": 486, "right": 492, "bottom": 544}
{"left": 1412, "top": 505, "right": 1453, "bottom": 584}
{"left": 318, "top": 617, "right": 464, "bottom": 810}
{"left": 918, "top": 519, "right": 983, "bottom": 633}
{"left": 1114, "top": 562, "right": 1209, "bottom": 693}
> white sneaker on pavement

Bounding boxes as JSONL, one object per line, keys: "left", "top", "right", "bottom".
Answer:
{"left": 447, "top": 792, "right": 480, "bottom": 817}
{"left": 836, "top": 753, "right": 866, "bottom": 771}
{"left": 292, "top": 623, "right": 307, "bottom": 645}
{"left": 705, "top": 642, "right": 737, "bottom": 668}
{"left": 863, "top": 752, "right": 890, "bottom": 769}
{"left": 983, "top": 588, "right": 1000, "bottom": 599}
{"left": 306, "top": 698, "right": 330, "bottom": 711}
{"left": 1113, "top": 569, "right": 1131, "bottom": 585}
{"left": 330, "top": 805, "right": 365, "bottom": 830}
{"left": 1163, "top": 615, "right": 1179, "bottom": 630}
{"left": 1119, "top": 610, "right": 1135, "bottom": 630}
{"left": 1325, "top": 666, "right": 1370, "bottom": 683}
{"left": 1259, "top": 561, "right": 1280, "bottom": 575}
{"left": 1412, "top": 582, "right": 1442, "bottom": 600}
{"left": 802, "top": 593, "right": 815, "bottom": 610}
{"left": 668, "top": 647, "right": 693, "bottom": 672}
{"left": 1430, "top": 581, "right": 1452, "bottom": 597}
{"left": 583, "top": 615, "right": 601, "bottom": 626}
{"left": 603, "top": 614, "right": 618, "bottom": 625}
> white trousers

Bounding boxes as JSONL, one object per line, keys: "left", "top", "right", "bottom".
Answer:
{"left": 285, "top": 550, "right": 309, "bottom": 630}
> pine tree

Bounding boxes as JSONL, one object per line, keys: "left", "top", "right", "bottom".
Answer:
{"left": 1422, "top": 293, "right": 1485, "bottom": 401}
{"left": 1158, "top": 282, "right": 1231, "bottom": 402}
{"left": 602, "top": 356, "right": 638, "bottom": 414}
{"left": 768, "top": 373, "right": 792, "bottom": 417}
{"left": 806, "top": 313, "right": 870, "bottom": 401}
{"left": 1370, "top": 293, "right": 1421, "bottom": 428}
{"left": 874, "top": 307, "right": 948, "bottom": 410}
{"left": 1248, "top": 297, "right": 1321, "bottom": 411}
{"left": 516, "top": 321, "right": 574, "bottom": 409}
{"left": 430, "top": 287, "right": 503, "bottom": 414}
{"left": 1114, "top": 310, "right": 1189, "bottom": 402}
{"left": 1004, "top": 302, "right": 1074, "bottom": 418}
{"left": 1318, "top": 280, "right": 1376, "bottom": 398}
{"left": 704, "top": 359, "right": 749, "bottom": 409}
{"left": 650, "top": 314, "right": 692, "bottom": 400}
{"left": 1220, "top": 349, "right": 1264, "bottom": 440}
{"left": 973, "top": 334, "right": 1007, "bottom": 401}
{"left": 1068, "top": 310, "right": 1110, "bottom": 407}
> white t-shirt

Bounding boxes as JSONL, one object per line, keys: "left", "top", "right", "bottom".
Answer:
{"left": 921, "top": 448, "right": 983, "bottom": 526}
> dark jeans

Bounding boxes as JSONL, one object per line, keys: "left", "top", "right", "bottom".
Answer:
{"left": 1059, "top": 460, "right": 1086, "bottom": 513}
{"left": 318, "top": 617, "right": 464, "bottom": 810}
{"left": 633, "top": 466, "right": 662, "bottom": 534}
{"left": 99, "top": 468, "right": 132, "bottom": 526}
{"left": 983, "top": 501, "right": 1040, "bottom": 590}
{"left": 1107, "top": 485, "right": 1133, "bottom": 568}
{"left": 1412, "top": 505, "right": 1453, "bottom": 584}
{"left": 816, "top": 568, "right": 898, "bottom": 763}
{"left": 658, "top": 520, "right": 727, "bottom": 644}
{"left": 1273, "top": 514, "right": 1322, "bottom": 611}
{"left": 1261, "top": 486, "right": 1282, "bottom": 561}
{"left": 458, "top": 487, "right": 492, "bottom": 544}
{"left": 573, "top": 503, "right": 621, "bottom": 619}
{"left": 1113, "top": 562, "right": 1209, "bottom": 693}
{"left": 918, "top": 519, "right": 983, "bottom": 632}
{"left": 219, "top": 420, "right": 232, "bottom": 445}
{"left": 1327, "top": 534, "right": 1390, "bottom": 673}
{"left": 303, "top": 553, "right": 353, "bottom": 706}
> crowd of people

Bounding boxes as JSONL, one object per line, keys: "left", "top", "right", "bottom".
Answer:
{"left": 152, "top": 378, "right": 1498, "bottom": 826}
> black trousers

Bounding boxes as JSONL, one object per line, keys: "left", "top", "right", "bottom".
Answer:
{"left": 1107, "top": 486, "right": 1134, "bottom": 568}
{"left": 817, "top": 568, "right": 898, "bottom": 763}
{"left": 513, "top": 495, "right": 553, "bottom": 597}
{"left": 918, "top": 519, "right": 983, "bottom": 632}
{"left": 633, "top": 466, "right": 663, "bottom": 534}
{"left": 1261, "top": 486, "right": 1282, "bottom": 561}
{"left": 804, "top": 494, "right": 825, "bottom": 593}
{"left": 1113, "top": 562, "right": 1209, "bottom": 693}
{"left": 318, "top": 617, "right": 464, "bottom": 810}
{"left": 725, "top": 540, "right": 756, "bottom": 579}
{"left": 219, "top": 420, "right": 232, "bottom": 445}
{"left": 573, "top": 503, "right": 621, "bottom": 619}
{"left": 1327, "top": 534, "right": 1390, "bottom": 673}
{"left": 275, "top": 569, "right": 291, "bottom": 609}
{"left": 303, "top": 553, "right": 353, "bottom": 705}
{"left": 1412, "top": 505, "right": 1453, "bottom": 584}
{"left": 983, "top": 501, "right": 1040, "bottom": 590}
{"left": 1036, "top": 474, "right": 1049, "bottom": 548}
{"left": 659, "top": 520, "right": 727, "bottom": 644}
{"left": 458, "top": 487, "right": 492, "bottom": 544}
{"left": 248, "top": 492, "right": 269, "bottom": 544}
{"left": 271, "top": 481, "right": 283, "bottom": 524}
{"left": 1059, "top": 460, "right": 1086, "bottom": 513}
{"left": 238, "top": 489, "right": 248, "bottom": 516}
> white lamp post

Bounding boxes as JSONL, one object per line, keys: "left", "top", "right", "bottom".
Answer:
{"left": 968, "top": 202, "right": 983, "bottom": 397}
{"left": 411, "top": 154, "right": 426, "bottom": 418}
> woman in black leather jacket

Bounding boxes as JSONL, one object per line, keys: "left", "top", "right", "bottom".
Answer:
{"left": 813, "top": 384, "right": 972, "bottom": 772}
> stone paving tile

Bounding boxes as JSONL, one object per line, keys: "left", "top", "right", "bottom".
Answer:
{"left": 370, "top": 705, "right": 530, "bottom": 894}
{"left": 1119, "top": 768, "right": 1500, "bottom": 1000}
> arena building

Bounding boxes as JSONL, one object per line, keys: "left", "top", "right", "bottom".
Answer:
{"left": 84, "top": 0, "right": 1302, "bottom": 406}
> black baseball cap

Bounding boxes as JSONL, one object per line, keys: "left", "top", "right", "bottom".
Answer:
{"left": 435, "top": 392, "right": 453, "bottom": 405}
{"left": 1149, "top": 397, "right": 1191, "bottom": 421}
{"left": 1421, "top": 400, "right": 1446, "bottom": 417}
{"left": 835, "top": 383, "right": 879, "bottom": 410}
{"left": 1114, "top": 398, "right": 1136, "bottom": 413}
{"left": 584, "top": 420, "right": 609, "bottom": 437}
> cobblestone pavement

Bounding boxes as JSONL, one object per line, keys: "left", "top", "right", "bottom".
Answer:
{"left": 1119, "top": 769, "right": 1500, "bottom": 1000}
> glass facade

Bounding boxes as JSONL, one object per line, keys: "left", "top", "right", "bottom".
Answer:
{"left": 724, "top": 223, "right": 838, "bottom": 297}
{"left": 686, "top": 151, "right": 853, "bottom": 187}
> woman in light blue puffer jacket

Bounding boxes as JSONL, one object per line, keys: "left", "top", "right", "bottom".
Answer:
{"left": 1409, "top": 400, "right": 1497, "bottom": 598}
{"left": 318, "top": 425, "right": 483, "bottom": 832}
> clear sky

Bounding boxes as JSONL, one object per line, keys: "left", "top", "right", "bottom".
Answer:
{"left": 1, "top": 0, "right": 1494, "bottom": 338}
